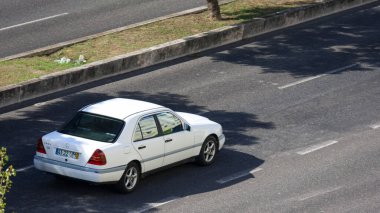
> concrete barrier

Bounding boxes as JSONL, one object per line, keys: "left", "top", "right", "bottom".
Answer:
{"left": 0, "top": 85, "right": 21, "bottom": 107}
{"left": 0, "top": 0, "right": 377, "bottom": 108}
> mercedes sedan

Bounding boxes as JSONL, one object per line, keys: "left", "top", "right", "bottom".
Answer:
{"left": 34, "top": 98, "right": 225, "bottom": 193}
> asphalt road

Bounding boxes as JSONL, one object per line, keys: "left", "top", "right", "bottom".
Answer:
{"left": 0, "top": 0, "right": 205, "bottom": 58}
{"left": 1, "top": 2, "right": 380, "bottom": 212}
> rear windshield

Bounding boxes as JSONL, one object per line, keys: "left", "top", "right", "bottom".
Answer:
{"left": 59, "top": 112, "right": 124, "bottom": 143}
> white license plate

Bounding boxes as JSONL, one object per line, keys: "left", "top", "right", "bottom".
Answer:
{"left": 56, "top": 148, "right": 79, "bottom": 159}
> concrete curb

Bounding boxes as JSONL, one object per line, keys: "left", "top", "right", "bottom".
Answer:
{"left": 0, "top": 0, "right": 377, "bottom": 108}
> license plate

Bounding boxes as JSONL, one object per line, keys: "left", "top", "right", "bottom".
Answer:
{"left": 56, "top": 148, "right": 79, "bottom": 159}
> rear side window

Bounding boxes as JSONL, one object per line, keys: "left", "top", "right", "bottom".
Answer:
{"left": 59, "top": 112, "right": 124, "bottom": 143}
{"left": 156, "top": 112, "right": 183, "bottom": 135}
{"left": 133, "top": 115, "right": 159, "bottom": 141}
{"left": 133, "top": 124, "right": 143, "bottom": 142}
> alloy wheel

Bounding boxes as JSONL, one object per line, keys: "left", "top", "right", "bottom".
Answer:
{"left": 125, "top": 167, "right": 138, "bottom": 190}
{"left": 204, "top": 140, "right": 216, "bottom": 162}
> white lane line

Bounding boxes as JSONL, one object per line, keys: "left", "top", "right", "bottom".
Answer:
{"left": 278, "top": 63, "right": 358, "bottom": 89}
{"left": 34, "top": 102, "right": 47, "bottom": 107}
{"left": 299, "top": 186, "right": 342, "bottom": 201}
{"left": 0, "top": 13, "right": 69, "bottom": 31}
{"left": 296, "top": 140, "right": 338, "bottom": 155}
{"left": 196, "top": 110, "right": 209, "bottom": 115}
{"left": 370, "top": 123, "right": 380, "bottom": 129}
{"left": 216, "top": 168, "right": 263, "bottom": 184}
{"left": 131, "top": 196, "right": 179, "bottom": 213}
{"left": 15, "top": 165, "right": 34, "bottom": 172}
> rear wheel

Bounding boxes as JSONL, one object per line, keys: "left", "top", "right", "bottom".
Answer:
{"left": 197, "top": 136, "right": 218, "bottom": 166}
{"left": 116, "top": 162, "right": 140, "bottom": 193}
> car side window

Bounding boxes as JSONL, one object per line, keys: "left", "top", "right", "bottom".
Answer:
{"left": 133, "top": 115, "right": 159, "bottom": 141}
{"left": 156, "top": 112, "right": 183, "bottom": 135}
{"left": 133, "top": 124, "right": 143, "bottom": 142}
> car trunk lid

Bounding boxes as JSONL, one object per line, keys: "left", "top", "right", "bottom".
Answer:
{"left": 42, "top": 131, "right": 111, "bottom": 167}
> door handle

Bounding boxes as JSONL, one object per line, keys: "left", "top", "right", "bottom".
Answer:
{"left": 165, "top": 139, "right": 173, "bottom": 143}
{"left": 138, "top": 145, "right": 146, "bottom": 150}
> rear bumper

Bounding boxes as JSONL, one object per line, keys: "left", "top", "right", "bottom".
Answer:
{"left": 34, "top": 155, "right": 125, "bottom": 183}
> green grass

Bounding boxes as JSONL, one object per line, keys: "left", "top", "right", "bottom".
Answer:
{"left": 0, "top": 0, "right": 315, "bottom": 88}
{"left": 0, "top": 58, "right": 76, "bottom": 87}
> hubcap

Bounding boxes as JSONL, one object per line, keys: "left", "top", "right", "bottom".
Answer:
{"left": 125, "top": 167, "right": 138, "bottom": 190}
{"left": 204, "top": 140, "right": 216, "bottom": 162}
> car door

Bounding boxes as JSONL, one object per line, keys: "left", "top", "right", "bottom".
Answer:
{"left": 156, "top": 112, "right": 194, "bottom": 166}
{"left": 132, "top": 114, "right": 164, "bottom": 172}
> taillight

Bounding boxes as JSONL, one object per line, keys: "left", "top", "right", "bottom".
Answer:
{"left": 88, "top": 149, "right": 107, "bottom": 166}
{"left": 36, "top": 138, "right": 47, "bottom": 154}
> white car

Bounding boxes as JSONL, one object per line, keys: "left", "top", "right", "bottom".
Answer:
{"left": 34, "top": 98, "right": 225, "bottom": 193}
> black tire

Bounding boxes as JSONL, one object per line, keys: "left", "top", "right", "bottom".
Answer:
{"left": 197, "top": 136, "right": 218, "bottom": 166}
{"left": 115, "top": 162, "right": 141, "bottom": 193}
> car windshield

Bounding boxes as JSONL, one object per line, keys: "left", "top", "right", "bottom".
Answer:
{"left": 59, "top": 112, "right": 124, "bottom": 143}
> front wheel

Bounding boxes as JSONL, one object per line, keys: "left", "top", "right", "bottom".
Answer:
{"left": 115, "top": 162, "right": 140, "bottom": 193}
{"left": 197, "top": 136, "right": 218, "bottom": 166}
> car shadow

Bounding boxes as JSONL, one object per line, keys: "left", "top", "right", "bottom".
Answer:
{"left": 2, "top": 91, "right": 272, "bottom": 212}
{"left": 11, "top": 149, "right": 263, "bottom": 212}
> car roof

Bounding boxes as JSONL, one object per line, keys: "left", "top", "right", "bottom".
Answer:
{"left": 81, "top": 98, "right": 165, "bottom": 120}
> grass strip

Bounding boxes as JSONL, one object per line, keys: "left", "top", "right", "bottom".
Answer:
{"left": 0, "top": 0, "right": 315, "bottom": 87}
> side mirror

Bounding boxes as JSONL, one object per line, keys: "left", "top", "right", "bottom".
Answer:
{"left": 184, "top": 123, "right": 191, "bottom": 131}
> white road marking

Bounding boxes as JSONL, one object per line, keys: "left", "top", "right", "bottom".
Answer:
{"left": 34, "top": 102, "right": 47, "bottom": 107}
{"left": 278, "top": 63, "right": 358, "bottom": 89}
{"left": 370, "top": 123, "right": 380, "bottom": 129}
{"left": 0, "top": 13, "right": 69, "bottom": 31}
{"left": 16, "top": 165, "right": 34, "bottom": 172}
{"left": 250, "top": 167, "right": 263, "bottom": 174}
{"left": 299, "top": 186, "right": 342, "bottom": 201}
{"left": 296, "top": 140, "right": 338, "bottom": 155}
{"left": 131, "top": 196, "right": 179, "bottom": 213}
{"left": 216, "top": 168, "right": 263, "bottom": 184}
{"left": 196, "top": 110, "right": 209, "bottom": 115}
